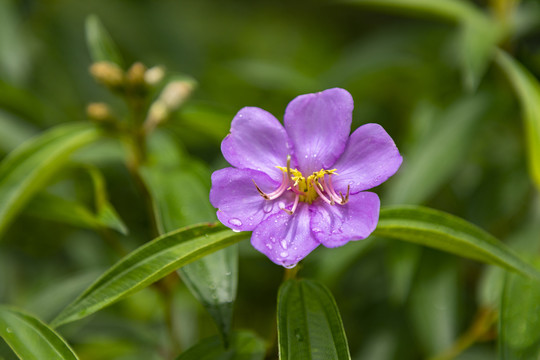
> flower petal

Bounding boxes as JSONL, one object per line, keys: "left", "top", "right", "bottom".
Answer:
{"left": 221, "top": 107, "right": 290, "bottom": 180}
{"left": 331, "top": 123, "right": 402, "bottom": 194}
{"left": 310, "top": 192, "right": 380, "bottom": 248}
{"left": 251, "top": 203, "right": 319, "bottom": 267}
{"left": 210, "top": 167, "right": 292, "bottom": 232}
{"left": 284, "top": 88, "right": 353, "bottom": 174}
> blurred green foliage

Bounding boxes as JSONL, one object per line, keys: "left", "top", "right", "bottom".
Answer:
{"left": 1, "top": 0, "right": 540, "bottom": 359}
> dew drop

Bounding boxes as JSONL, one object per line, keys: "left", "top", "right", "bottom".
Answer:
{"left": 266, "top": 243, "right": 273, "bottom": 250}
{"left": 278, "top": 201, "right": 285, "bottom": 209}
{"left": 280, "top": 239, "right": 288, "bottom": 250}
{"left": 6, "top": 328, "right": 12, "bottom": 333}
{"left": 232, "top": 229, "right": 241, "bottom": 233}
{"left": 294, "top": 328, "right": 304, "bottom": 341}
{"left": 280, "top": 251, "right": 289, "bottom": 257}
{"left": 229, "top": 218, "right": 243, "bottom": 227}
{"left": 284, "top": 263, "right": 297, "bottom": 269}
{"left": 263, "top": 203, "right": 273, "bottom": 213}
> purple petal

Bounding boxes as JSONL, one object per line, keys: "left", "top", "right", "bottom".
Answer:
{"left": 310, "top": 192, "right": 380, "bottom": 248}
{"left": 251, "top": 203, "right": 319, "bottom": 267}
{"left": 210, "top": 167, "right": 293, "bottom": 232}
{"left": 284, "top": 88, "right": 353, "bottom": 175}
{"left": 221, "top": 107, "right": 290, "bottom": 181}
{"left": 331, "top": 123, "right": 402, "bottom": 194}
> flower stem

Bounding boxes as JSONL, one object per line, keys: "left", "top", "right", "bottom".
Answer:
{"left": 429, "top": 307, "right": 497, "bottom": 360}
{"left": 283, "top": 265, "right": 300, "bottom": 281}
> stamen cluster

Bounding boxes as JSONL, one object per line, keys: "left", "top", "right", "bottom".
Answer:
{"left": 253, "top": 155, "right": 349, "bottom": 215}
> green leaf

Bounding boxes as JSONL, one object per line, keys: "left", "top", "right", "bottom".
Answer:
{"left": 499, "top": 258, "right": 540, "bottom": 359}
{"left": 22, "top": 163, "right": 127, "bottom": 234}
{"left": 495, "top": 49, "right": 540, "bottom": 191}
{"left": 0, "top": 306, "right": 78, "bottom": 360}
{"left": 374, "top": 206, "right": 540, "bottom": 280}
{"left": 51, "top": 223, "right": 246, "bottom": 327}
{"left": 141, "top": 130, "right": 237, "bottom": 345}
{"left": 83, "top": 164, "right": 128, "bottom": 235}
{"left": 0, "top": 123, "right": 102, "bottom": 239}
{"left": 85, "top": 15, "right": 124, "bottom": 67}
{"left": 24, "top": 192, "right": 105, "bottom": 230}
{"left": 277, "top": 279, "right": 351, "bottom": 360}
{"left": 342, "top": 0, "right": 483, "bottom": 22}
{"left": 176, "top": 331, "right": 266, "bottom": 360}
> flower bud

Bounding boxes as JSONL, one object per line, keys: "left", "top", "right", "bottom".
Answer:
{"left": 126, "top": 62, "right": 147, "bottom": 89}
{"left": 160, "top": 80, "right": 195, "bottom": 110}
{"left": 89, "top": 61, "right": 124, "bottom": 89}
{"left": 144, "top": 66, "right": 165, "bottom": 86}
{"left": 87, "top": 102, "right": 114, "bottom": 123}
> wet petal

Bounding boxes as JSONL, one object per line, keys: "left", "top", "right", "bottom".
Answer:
{"left": 310, "top": 192, "right": 380, "bottom": 248}
{"left": 284, "top": 88, "right": 353, "bottom": 174}
{"left": 210, "top": 167, "right": 292, "bottom": 232}
{"left": 251, "top": 203, "right": 319, "bottom": 267}
{"left": 221, "top": 107, "right": 290, "bottom": 181}
{"left": 331, "top": 123, "right": 402, "bottom": 194}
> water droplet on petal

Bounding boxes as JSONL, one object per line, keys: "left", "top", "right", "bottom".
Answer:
{"left": 280, "top": 251, "right": 289, "bottom": 257}
{"left": 281, "top": 239, "right": 288, "bottom": 250}
{"left": 229, "top": 218, "right": 242, "bottom": 227}
{"left": 263, "top": 203, "right": 273, "bottom": 213}
{"left": 284, "top": 263, "right": 296, "bottom": 269}
{"left": 266, "top": 243, "right": 273, "bottom": 250}
{"left": 232, "top": 229, "right": 240, "bottom": 233}
{"left": 278, "top": 201, "right": 285, "bottom": 209}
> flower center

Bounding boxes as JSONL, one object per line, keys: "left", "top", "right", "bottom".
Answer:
{"left": 253, "top": 155, "right": 349, "bottom": 215}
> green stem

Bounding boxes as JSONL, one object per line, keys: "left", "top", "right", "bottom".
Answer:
{"left": 429, "top": 307, "right": 497, "bottom": 360}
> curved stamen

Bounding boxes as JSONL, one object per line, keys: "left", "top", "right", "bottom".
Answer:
{"left": 312, "top": 179, "right": 334, "bottom": 205}
{"left": 252, "top": 171, "right": 289, "bottom": 200}
{"left": 283, "top": 193, "right": 300, "bottom": 215}
{"left": 321, "top": 175, "right": 342, "bottom": 204}
{"left": 324, "top": 174, "right": 350, "bottom": 205}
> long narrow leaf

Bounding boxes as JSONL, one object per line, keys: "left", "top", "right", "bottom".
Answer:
{"left": 374, "top": 206, "right": 540, "bottom": 280}
{"left": 495, "top": 49, "right": 540, "bottom": 191}
{"left": 278, "top": 279, "right": 351, "bottom": 360}
{"left": 0, "top": 123, "right": 102, "bottom": 238}
{"left": 51, "top": 223, "right": 246, "bottom": 327}
{"left": 343, "top": 0, "right": 484, "bottom": 23}
{"left": 0, "top": 306, "right": 78, "bottom": 359}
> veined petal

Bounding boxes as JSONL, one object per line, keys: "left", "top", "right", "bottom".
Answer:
{"left": 221, "top": 107, "right": 290, "bottom": 180}
{"left": 331, "top": 123, "right": 402, "bottom": 194}
{"left": 284, "top": 88, "right": 353, "bottom": 175}
{"left": 251, "top": 203, "right": 319, "bottom": 267}
{"left": 310, "top": 192, "right": 380, "bottom": 248}
{"left": 210, "top": 167, "right": 291, "bottom": 232}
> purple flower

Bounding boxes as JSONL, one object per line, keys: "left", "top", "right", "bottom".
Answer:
{"left": 210, "top": 88, "right": 402, "bottom": 268}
